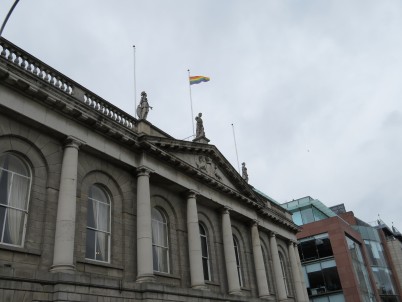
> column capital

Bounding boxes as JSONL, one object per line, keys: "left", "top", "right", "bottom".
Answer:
{"left": 287, "top": 239, "right": 298, "bottom": 247}
{"left": 136, "top": 165, "right": 153, "bottom": 177}
{"left": 64, "top": 136, "right": 86, "bottom": 150}
{"left": 251, "top": 219, "right": 259, "bottom": 227}
{"left": 269, "top": 231, "right": 277, "bottom": 238}
{"left": 186, "top": 189, "right": 198, "bottom": 199}
{"left": 222, "top": 205, "right": 232, "bottom": 215}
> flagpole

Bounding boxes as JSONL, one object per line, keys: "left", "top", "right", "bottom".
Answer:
{"left": 231, "top": 123, "right": 241, "bottom": 173}
{"left": 133, "top": 45, "right": 137, "bottom": 115}
{"left": 188, "top": 69, "right": 195, "bottom": 136}
{"left": 0, "top": 0, "right": 20, "bottom": 37}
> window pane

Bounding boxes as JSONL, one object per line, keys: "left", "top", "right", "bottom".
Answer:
{"left": 329, "top": 294, "right": 345, "bottom": 302}
{"left": 152, "top": 208, "right": 169, "bottom": 273}
{"left": 86, "top": 229, "right": 95, "bottom": 259}
{"left": 199, "top": 224, "right": 206, "bottom": 235}
{"left": 97, "top": 202, "right": 109, "bottom": 232}
{"left": 313, "top": 297, "right": 329, "bottom": 302}
{"left": 95, "top": 231, "right": 109, "bottom": 262}
{"left": 0, "top": 169, "right": 11, "bottom": 205}
{"left": 161, "top": 247, "right": 169, "bottom": 272}
{"left": 9, "top": 175, "right": 30, "bottom": 210}
{"left": 201, "top": 235, "right": 208, "bottom": 257}
{"left": 89, "top": 185, "right": 107, "bottom": 202}
{"left": 299, "top": 239, "right": 318, "bottom": 261}
{"left": 87, "top": 199, "right": 96, "bottom": 228}
{"left": 292, "top": 211, "right": 303, "bottom": 226}
{"left": 3, "top": 208, "right": 24, "bottom": 245}
{"left": 317, "top": 237, "right": 334, "bottom": 258}
{"left": 313, "top": 207, "right": 327, "bottom": 222}
{"left": 161, "top": 222, "right": 168, "bottom": 247}
{"left": 308, "top": 270, "right": 325, "bottom": 290}
{"left": 322, "top": 266, "right": 342, "bottom": 291}
{"left": 152, "top": 245, "right": 158, "bottom": 271}
{"left": 0, "top": 206, "right": 5, "bottom": 240}
{"left": 301, "top": 207, "right": 314, "bottom": 224}
{"left": 202, "top": 257, "right": 210, "bottom": 280}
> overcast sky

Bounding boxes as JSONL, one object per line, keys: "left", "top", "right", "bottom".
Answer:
{"left": 2, "top": 0, "right": 402, "bottom": 229}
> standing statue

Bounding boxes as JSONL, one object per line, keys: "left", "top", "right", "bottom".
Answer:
{"left": 136, "top": 91, "right": 152, "bottom": 120}
{"left": 195, "top": 113, "right": 205, "bottom": 138}
{"left": 242, "top": 162, "right": 249, "bottom": 183}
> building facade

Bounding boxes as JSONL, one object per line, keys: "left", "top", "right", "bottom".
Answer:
{"left": 0, "top": 37, "right": 308, "bottom": 302}
{"left": 335, "top": 207, "right": 402, "bottom": 302}
{"left": 283, "top": 197, "right": 378, "bottom": 302}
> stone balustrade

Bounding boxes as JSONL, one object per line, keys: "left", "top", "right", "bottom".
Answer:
{"left": 0, "top": 37, "right": 136, "bottom": 130}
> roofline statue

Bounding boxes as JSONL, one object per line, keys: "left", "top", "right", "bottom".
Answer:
{"left": 242, "top": 162, "right": 249, "bottom": 183}
{"left": 193, "top": 112, "right": 210, "bottom": 144}
{"left": 136, "top": 91, "right": 152, "bottom": 120}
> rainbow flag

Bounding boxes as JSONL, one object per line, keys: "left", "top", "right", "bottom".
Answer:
{"left": 189, "top": 76, "right": 210, "bottom": 85}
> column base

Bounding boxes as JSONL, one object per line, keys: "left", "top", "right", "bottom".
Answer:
{"left": 136, "top": 274, "right": 156, "bottom": 283}
{"left": 191, "top": 284, "right": 209, "bottom": 291}
{"left": 229, "top": 290, "right": 243, "bottom": 296}
{"left": 50, "top": 264, "right": 75, "bottom": 273}
{"left": 259, "top": 294, "right": 276, "bottom": 300}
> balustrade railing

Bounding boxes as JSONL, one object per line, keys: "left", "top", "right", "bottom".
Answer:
{"left": 0, "top": 37, "right": 136, "bottom": 130}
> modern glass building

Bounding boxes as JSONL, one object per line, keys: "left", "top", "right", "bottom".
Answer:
{"left": 333, "top": 205, "right": 402, "bottom": 302}
{"left": 283, "top": 197, "right": 378, "bottom": 302}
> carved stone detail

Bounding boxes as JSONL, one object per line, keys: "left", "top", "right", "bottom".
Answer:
{"left": 195, "top": 155, "right": 222, "bottom": 180}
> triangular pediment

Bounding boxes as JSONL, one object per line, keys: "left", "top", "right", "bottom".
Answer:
{"left": 170, "top": 152, "right": 237, "bottom": 190}
{"left": 142, "top": 136, "right": 258, "bottom": 200}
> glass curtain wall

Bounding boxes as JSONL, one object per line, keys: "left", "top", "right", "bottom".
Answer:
{"left": 354, "top": 226, "right": 400, "bottom": 302}
{"left": 345, "top": 236, "right": 376, "bottom": 302}
{"left": 292, "top": 205, "right": 328, "bottom": 226}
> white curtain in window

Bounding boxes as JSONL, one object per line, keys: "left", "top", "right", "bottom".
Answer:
{"left": 8, "top": 173, "right": 29, "bottom": 245}
{"left": 0, "top": 154, "right": 30, "bottom": 246}
{"left": 96, "top": 201, "right": 109, "bottom": 261}
{"left": 152, "top": 208, "right": 168, "bottom": 272}
{"left": 86, "top": 185, "right": 110, "bottom": 262}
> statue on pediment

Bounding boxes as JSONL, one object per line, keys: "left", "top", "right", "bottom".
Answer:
{"left": 195, "top": 113, "right": 205, "bottom": 138}
{"left": 136, "top": 91, "right": 152, "bottom": 120}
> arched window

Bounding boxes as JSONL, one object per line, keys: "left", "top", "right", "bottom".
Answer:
{"left": 85, "top": 184, "right": 111, "bottom": 262}
{"left": 0, "top": 153, "right": 31, "bottom": 246}
{"left": 279, "top": 252, "right": 290, "bottom": 296}
{"left": 199, "top": 223, "right": 211, "bottom": 281}
{"left": 233, "top": 235, "right": 243, "bottom": 287}
{"left": 152, "top": 207, "right": 169, "bottom": 273}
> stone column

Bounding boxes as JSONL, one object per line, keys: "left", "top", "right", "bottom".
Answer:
{"left": 269, "top": 232, "right": 287, "bottom": 301}
{"left": 136, "top": 166, "right": 155, "bottom": 283}
{"left": 51, "top": 136, "right": 84, "bottom": 272}
{"left": 186, "top": 190, "right": 207, "bottom": 289}
{"left": 295, "top": 242, "right": 309, "bottom": 302}
{"left": 251, "top": 221, "right": 270, "bottom": 298}
{"left": 222, "top": 207, "right": 242, "bottom": 295}
{"left": 288, "top": 241, "right": 306, "bottom": 301}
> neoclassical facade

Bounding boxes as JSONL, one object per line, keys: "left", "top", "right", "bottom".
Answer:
{"left": 0, "top": 37, "right": 307, "bottom": 302}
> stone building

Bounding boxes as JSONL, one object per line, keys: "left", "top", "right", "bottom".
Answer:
{"left": 0, "top": 37, "right": 307, "bottom": 302}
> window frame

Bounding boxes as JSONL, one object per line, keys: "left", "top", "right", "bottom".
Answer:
{"left": 0, "top": 153, "right": 32, "bottom": 247}
{"left": 199, "top": 223, "right": 211, "bottom": 281}
{"left": 279, "top": 251, "right": 291, "bottom": 296}
{"left": 152, "top": 207, "right": 170, "bottom": 273}
{"left": 233, "top": 235, "right": 244, "bottom": 287}
{"left": 85, "top": 184, "right": 111, "bottom": 263}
